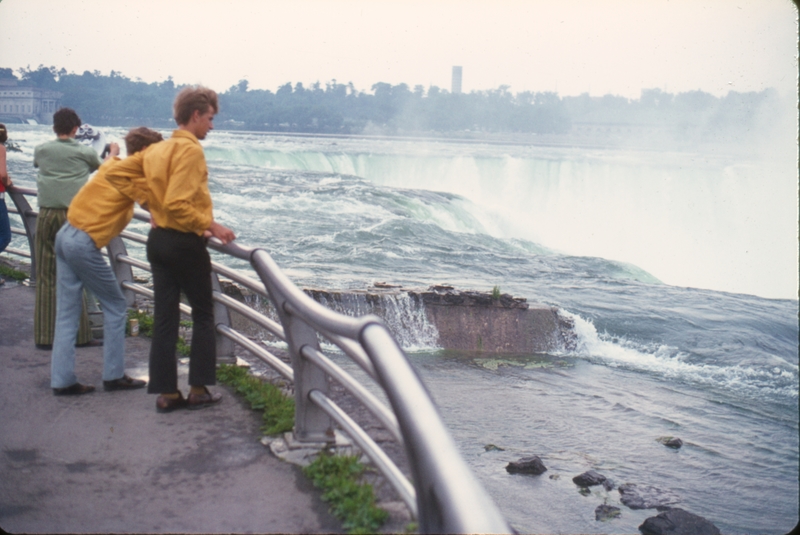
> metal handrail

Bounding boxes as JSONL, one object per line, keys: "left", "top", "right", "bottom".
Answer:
{"left": 5, "top": 188, "right": 511, "bottom": 534}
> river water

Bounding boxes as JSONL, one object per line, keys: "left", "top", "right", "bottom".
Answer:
{"left": 5, "top": 125, "right": 798, "bottom": 534}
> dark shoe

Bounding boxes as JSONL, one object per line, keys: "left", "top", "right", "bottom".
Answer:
{"left": 103, "top": 374, "right": 147, "bottom": 391}
{"left": 76, "top": 339, "right": 103, "bottom": 348}
{"left": 36, "top": 343, "right": 53, "bottom": 350}
{"left": 156, "top": 392, "right": 187, "bottom": 413}
{"left": 187, "top": 387, "right": 222, "bottom": 410}
{"left": 53, "top": 383, "right": 96, "bottom": 396}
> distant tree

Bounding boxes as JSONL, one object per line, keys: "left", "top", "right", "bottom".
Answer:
{"left": 19, "top": 65, "right": 60, "bottom": 88}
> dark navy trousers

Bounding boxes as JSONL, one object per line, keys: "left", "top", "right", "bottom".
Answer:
{"left": 146, "top": 227, "right": 216, "bottom": 394}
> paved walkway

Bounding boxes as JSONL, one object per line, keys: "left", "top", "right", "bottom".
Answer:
{"left": 0, "top": 282, "right": 342, "bottom": 534}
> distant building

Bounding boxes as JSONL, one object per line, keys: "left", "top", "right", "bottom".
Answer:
{"left": 0, "top": 79, "right": 62, "bottom": 124}
{"left": 451, "top": 66, "right": 462, "bottom": 94}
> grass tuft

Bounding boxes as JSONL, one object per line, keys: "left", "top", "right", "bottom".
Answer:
{"left": 216, "top": 363, "right": 295, "bottom": 435}
{"left": 126, "top": 309, "right": 190, "bottom": 355}
{"left": 0, "top": 264, "right": 29, "bottom": 281}
{"left": 303, "top": 452, "right": 389, "bottom": 534}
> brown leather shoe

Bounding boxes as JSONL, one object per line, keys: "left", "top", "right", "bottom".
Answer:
{"left": 103, "top": 374, "right": 147, "bottom": 391}
{"left": 53, "top": 383, "right": 95, "bottom": 396}
{"left": 156, "top": 392, "right": 187, "bottom": 413}
{"left": 187, "top": 387, "right": 222, "bottom": 410}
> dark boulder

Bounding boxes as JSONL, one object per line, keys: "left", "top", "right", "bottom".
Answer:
{"left": 595, "top": 504, "right": 621, "bottom": 521}
{"left": 657, "top": 436, "right": 684, "bottom": 449}
{"left": 572, "top": 470, "right": 607, "bottom": 487}
{"left": 506, "top": 455, "right": 547, "bottom": 475}
{"left": 639, "top": 508, "right": 720, "bottom": 535}
{"left": 619, "top": 483, "right": 680, "bottom": 509}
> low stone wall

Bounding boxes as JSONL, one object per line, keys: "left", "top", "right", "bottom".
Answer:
{"left": 418, "top": 291, "right": 575, "bottom": 353}
{"left": 223, "top": 282, "right": 576, "bottom": 354}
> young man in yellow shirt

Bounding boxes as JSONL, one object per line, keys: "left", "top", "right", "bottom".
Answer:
{"left": 106, "top": 86, "right": 236, "bottom": 412}
{"left": 51, "top": 127, "right": 163, "bottom": 395}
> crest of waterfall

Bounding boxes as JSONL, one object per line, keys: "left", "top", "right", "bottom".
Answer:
{"left": 312, "top": 291, "right": 440, "bottom": 351}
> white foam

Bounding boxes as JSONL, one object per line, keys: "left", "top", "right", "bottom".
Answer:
{"left": 561, "top": 309, "right": 798, "bottom": 399}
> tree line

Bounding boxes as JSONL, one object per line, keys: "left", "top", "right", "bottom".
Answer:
{"left": 1, "top": 65, "right": 789, "bottom": 142}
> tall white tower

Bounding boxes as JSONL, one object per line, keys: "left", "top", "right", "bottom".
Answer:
{"left": 451, "top": 66, "right": 462, "bottom": 94}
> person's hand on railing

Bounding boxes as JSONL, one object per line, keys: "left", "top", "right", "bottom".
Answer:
{"left": 207, "top": 220, "right": 236, "bottom": 245}
{"left": 103, "top": 142, "right": 121, "bottom": 162}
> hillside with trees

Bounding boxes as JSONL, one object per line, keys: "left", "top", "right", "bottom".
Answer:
{"left": 1, "top": 65, "right": 792, "bottom": 153}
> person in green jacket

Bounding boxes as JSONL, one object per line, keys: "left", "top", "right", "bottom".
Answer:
{"left": 32, "top": 107, "right": 119, "bottom": 349}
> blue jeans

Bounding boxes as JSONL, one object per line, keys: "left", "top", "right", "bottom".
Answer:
{"left": 0, "top": 197, "right": 10, "bottom": 254}
{"left": 51, "top": 223, "right": 127, "bottom": 388}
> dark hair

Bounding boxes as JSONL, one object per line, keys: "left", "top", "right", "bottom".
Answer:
{"left": 124, "top": 127, "right": 164, "bottom": 155}
{"left": 0, "top": 123, "right": 7, "bottom": 144}
{"left": 173, "top": 86, "right": 218, "bottom": 126}
{"left": 53, "top": 108, "right": 82, "bottom": 136}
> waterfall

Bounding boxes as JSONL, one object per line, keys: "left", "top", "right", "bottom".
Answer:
{"left": 309, "top": 291, "right": 440, "bottom": 351}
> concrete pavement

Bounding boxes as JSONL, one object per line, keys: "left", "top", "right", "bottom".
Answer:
{"left": 0, "top": 282, "right": 342, "bottom": 534}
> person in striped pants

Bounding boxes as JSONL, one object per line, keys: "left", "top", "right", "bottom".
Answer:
{"left": 32, "top": 108, "right": 118, "bottom": 349}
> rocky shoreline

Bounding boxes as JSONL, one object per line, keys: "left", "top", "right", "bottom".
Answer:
{"left": 502, "top": 455, "right": 721, "bottom": 534}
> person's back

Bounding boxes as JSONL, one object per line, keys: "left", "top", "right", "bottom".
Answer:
{"left": 138, "top": 132, "right": 213, "bottom": 234}
{"left": 34, "top": 123, "right": 101, "bottom": 209}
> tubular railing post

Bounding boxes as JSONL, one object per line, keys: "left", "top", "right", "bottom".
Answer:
{"left": 250, "top": 249, "right": 333, "bottom": 443}
{"left": 106, "top": 236, "right": 137, "bottom": 307}
{"left": 211, "top": 272, "right": 236, "bottom": 364}
{"left": 7, "top": 188, "right": 38, "bottom": 284}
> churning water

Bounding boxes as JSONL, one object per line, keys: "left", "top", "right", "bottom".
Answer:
{"left": 5, "top": 125, "right": 798, "bottom": 534}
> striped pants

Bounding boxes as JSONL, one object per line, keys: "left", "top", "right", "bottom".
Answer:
{"left": 34, "top": 207, "right": 92, "bottom": 346}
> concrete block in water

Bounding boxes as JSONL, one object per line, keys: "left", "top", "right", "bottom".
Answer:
{"left": 219, "top": 281, "right": 576, "bottom": 354}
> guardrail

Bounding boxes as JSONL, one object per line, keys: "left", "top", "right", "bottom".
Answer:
{"left": 5, "top": 185, "right": 511, "bottom": 534}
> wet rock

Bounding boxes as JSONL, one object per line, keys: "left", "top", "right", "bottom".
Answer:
{"left": 572, "top": 470, "right": 607, "bottom": 487}
{"left": 595, "top": 504, "right": 621, "bottom": 521}
{"left": 506, "top": 455, "right": 547, "bottom": 475}
{"left": 619, "top": 483, "right": 680, "bottom": 510}
{"left": 639, "top": 508, "right": 720, "bottom": 535}
{"left": 418, "top": 285, "right": 530, "bottom": 309}
{"left": 484, "top": 444, "right": 505, "bottom": 452}
{"left": 602, "top": 478, "right": 615, "bottom": 491}
{"left": 657, "top": 436, "right": 683, "bottom": 449}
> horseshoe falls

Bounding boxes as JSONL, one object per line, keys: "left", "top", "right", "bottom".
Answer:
{"left": 6, "top": 125, "right": 798, "bottom": 534}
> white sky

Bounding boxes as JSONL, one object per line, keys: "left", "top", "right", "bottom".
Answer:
{"left": 0, "top": 0, "right": 797, "bottom": 98}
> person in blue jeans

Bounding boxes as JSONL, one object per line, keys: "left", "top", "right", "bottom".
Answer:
{"left": 0, "top": 123, "right": 13, "bottom": 285}
{"left": 50, "top": 127, "right": 162, "bottom": 395}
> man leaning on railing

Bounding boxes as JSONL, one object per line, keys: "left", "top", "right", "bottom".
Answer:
{"left": 105, "top": 85, "right": 236, "bottom": 414}
{"left": 49, "top": 127, "right": 163, "bottom": 396}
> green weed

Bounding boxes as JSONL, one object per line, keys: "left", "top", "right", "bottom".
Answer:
{"left": 0, "top": 264, "right": 29, "bottom": 281}
{"left": 491, "top": 285, "right": 501, "bottom": 300}
{"left": 216, "top": 364, "right": 295, "bottom": 435}
{"left": 303, "top": 452, "right": 389, "bottom": 534}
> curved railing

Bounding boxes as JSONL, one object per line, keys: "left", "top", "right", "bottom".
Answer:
{"left": 5, "top": 185, "right": 511, "bottom": 534}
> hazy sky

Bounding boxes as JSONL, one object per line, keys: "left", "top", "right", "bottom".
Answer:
{"left": 1, "top": 0, "right": 797, "bottom": 98}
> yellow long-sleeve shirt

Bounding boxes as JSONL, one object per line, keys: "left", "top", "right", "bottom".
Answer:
{"left": 67, "top": 158, "right": 138, "bottom": 249}
{"left": 104, "top": 129, "right": 213, "bottom": 235}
